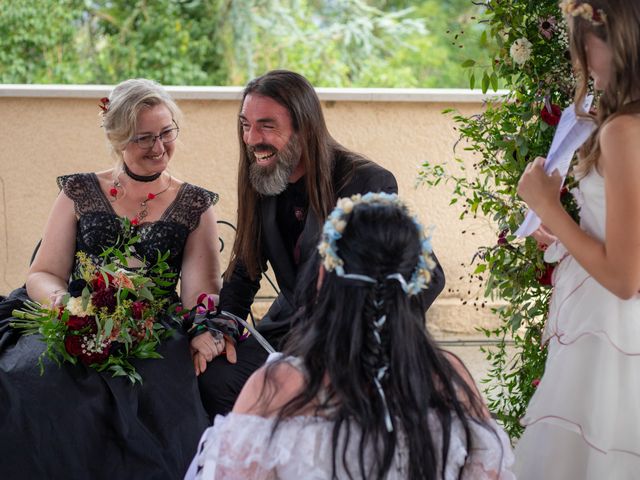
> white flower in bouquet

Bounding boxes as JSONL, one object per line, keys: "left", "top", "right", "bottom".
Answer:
{"left": 66, "top": 296, "right": 94, "bottom": 317}
{"left": 510, "top": 38, "right": 533, "bottom": 65}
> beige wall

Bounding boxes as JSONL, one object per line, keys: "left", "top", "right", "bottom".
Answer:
{"left": 0, "top": 87, "right": 503, "bottom": 333}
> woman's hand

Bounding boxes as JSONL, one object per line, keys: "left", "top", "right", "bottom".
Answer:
{"left": 191, "top": 331, "right": 237, "bottom": 375}
{"left": 517, "top": 157, "right": 563, "bottom": 219}
{"left": 48, "top": 289, "right": 68, "bottom": 308}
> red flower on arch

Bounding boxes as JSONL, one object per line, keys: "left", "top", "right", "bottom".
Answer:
{"left": 540, "top": 104, "right": 562, "bottom": 126}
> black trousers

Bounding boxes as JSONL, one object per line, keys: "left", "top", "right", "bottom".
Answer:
{"left": 197, "top": 334, "right": 271, "bottom": 419}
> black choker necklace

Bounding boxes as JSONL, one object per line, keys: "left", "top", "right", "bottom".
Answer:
{"left": 123, "top": 163, "right": 162, "bottom": 182}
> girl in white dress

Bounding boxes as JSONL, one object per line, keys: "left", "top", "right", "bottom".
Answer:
{"left": 515, "top": 1, "right": 640, "bottom": 478}
{"left": 186, "top": 193, "right": 514, "bottom": 479}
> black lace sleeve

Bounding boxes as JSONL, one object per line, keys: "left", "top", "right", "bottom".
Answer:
{"left": 162, "top": 183, "right": 219, "bottom": 232}
{"left": 57, "top": 173, "right": 112, "bottom": 217}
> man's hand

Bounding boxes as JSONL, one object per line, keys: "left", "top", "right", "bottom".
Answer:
{"left": 191, "top": 331, "right": 237, "bottom": 375}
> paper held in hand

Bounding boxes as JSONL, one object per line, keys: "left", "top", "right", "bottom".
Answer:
{"left": 515, "top": 96, "right": 597, "bottom": 237}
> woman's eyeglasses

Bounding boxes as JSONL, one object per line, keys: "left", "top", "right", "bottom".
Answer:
{"left": 130, "top": 122, "right": 179, "bottom": 149}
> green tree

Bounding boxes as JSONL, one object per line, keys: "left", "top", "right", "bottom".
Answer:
{"left": 367, "top": 0, "right": 493, "bottom": 88}
{"left": 88, "top": 0, "right": 228, "bottom": 85}
{"left": 219, "top": 0, "right": 427, "bottom": 87}
{"left": 0, "top": 0, "right": 489, "bottom": 88}
{"left": 0, "top": 0, "right": 88, "bottom": 83}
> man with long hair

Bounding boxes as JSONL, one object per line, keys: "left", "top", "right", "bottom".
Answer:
{"left": 193, "top": 70, "right": 445, "bottom": 418}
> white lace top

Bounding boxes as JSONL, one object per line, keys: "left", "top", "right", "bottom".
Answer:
{"left": 186, "top": 410, "right": 515, "bottom": 480}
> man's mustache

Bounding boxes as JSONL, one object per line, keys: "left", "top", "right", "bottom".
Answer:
{"left": 248, "top": 144, "right": 277, "bottom": 154}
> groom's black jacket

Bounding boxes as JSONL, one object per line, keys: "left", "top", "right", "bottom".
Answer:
{"left": 218, "top": 153, "right": 445, "bottom": 348}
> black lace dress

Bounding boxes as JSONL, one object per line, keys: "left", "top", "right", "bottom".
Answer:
{"left": 0, "top": 173, "right": 218, "bottom": 480}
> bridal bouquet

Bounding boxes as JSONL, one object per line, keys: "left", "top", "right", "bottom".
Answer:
{"left": 12, "top": 224, "right": 179, "bottom": 384}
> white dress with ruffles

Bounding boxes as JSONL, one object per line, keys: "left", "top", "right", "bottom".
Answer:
{"left": 514, "top": 170, "right": 640, "bottom": 479}
{"left": 185, "top": 355, "right": 515, "bottom": 480}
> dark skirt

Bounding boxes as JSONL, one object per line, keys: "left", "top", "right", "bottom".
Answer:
{"left": 0, "top": 288, "right": 209, "bottom": 480}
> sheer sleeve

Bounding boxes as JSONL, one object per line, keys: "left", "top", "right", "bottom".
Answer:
{"left": 163, "top": 183, "right": 218, "bottom": 232}
{"left": 187, "top": 412, "right": 516, "bottom": 480}
{"left": 189, "top": 414, "right": 290, "bottom": 480}
{"left": 188, "top": 412, "right": 348, "bottom": 480}
{"left": 57, "top": 173, "right": 112, "bottom": 216}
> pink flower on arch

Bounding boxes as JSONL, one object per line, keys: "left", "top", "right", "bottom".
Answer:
{"left": 539, "top": 16, "right": 557, "bottom": 40}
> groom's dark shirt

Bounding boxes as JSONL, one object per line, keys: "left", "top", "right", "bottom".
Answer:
{"left": 275, "top": 177, "right": 308, "bottom": 267}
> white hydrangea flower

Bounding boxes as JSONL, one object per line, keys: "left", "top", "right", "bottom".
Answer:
{"left": 66, "top": 296, "right": 93, "bottom": 317}
{"left": 510, "top": 37, "right": 533, "bottom": 65}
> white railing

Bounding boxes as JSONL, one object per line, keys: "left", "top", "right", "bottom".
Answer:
{"left": 0, "top": 84, "right": 508, "bottom": 103}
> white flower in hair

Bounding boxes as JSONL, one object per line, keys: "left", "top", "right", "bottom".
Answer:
{"left": 323, "top": 254, "right": 341, "bottom": 271}
{"left": 336, "top": 197, "right": 354, "bottom": 214}
{"left": 560, "top": 0, "right": 607, "bottom": 25}
{"left": 334, "top": 220, "right": 347, "bottom": 234}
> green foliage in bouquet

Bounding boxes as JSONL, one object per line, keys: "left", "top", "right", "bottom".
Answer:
{"left": 12, "top": 219, "right": 179, "bottom": 384}
{"left": 420, "top": 0, "right": 585, "bottom": 438}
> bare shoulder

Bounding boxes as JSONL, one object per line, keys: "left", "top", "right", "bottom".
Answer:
{"left": 93, "top": 169, "right": 119, "bottom": 186}
{"left": 169, "top": 175, "right": 185, "bottom": 190}
{"left": 600, "top": 114, "right": 640, "bottom": 170}
{"left": 232, "top": 360, "right": 306, "bottom": 417}
{"left": 441, "top": 350, "right": 491, "bottom": 419}
{"left": 441, "top": 350, "right": 476, "bottom": 390}
{"left": 602, "top": 111, "right": 640, "bottom": 129}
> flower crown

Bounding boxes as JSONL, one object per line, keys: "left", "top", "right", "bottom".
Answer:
{"left": 560, "top": 0, "right": 607, "bottom": 26}
{"left": 317, "top": 192, "right": 436, "bottom": 296}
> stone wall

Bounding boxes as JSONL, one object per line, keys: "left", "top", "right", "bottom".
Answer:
{"left": 0, "top": 86, "right": 505, "bottom": 333}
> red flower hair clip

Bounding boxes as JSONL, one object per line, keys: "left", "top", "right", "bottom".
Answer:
{"left": 99, "top": 97, "right": 110, "bottom": 113}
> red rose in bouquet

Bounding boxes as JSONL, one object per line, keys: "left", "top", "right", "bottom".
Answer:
{"left": 64, "top": 335, "right": 84, "bottom": 356}
{"left": 65, "top": 331, "right": 111, "bottom": 365}
{"left": 66, "top": 315, "right": 93, "bottom": 330}
{"left": 78, "top": 343, "right": 111, "bottom": 365}
{"left": 91, "top": 272, "right": 114, "bottom": 291}
{"left": 131, "top": 301, "right": 147, "bottom": 320}
{"left": 92, "top": 286, "right": 118, "bottom": 312}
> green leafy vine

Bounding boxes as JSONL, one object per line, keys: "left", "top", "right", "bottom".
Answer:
{"left": 420, "top": 0, "right": 583, "bottom": 438}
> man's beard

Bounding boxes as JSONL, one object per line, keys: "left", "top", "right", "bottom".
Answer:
{"left": 248, "top": 135, "right": 302, "bottom": 196}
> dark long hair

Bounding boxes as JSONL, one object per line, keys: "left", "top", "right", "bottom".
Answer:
{"left": 226, "top": 69, "right": 366, "bottom": 280}
{"left": 263, "top": 201, "right": 496, "bottom": 479}
{"left": 569, "top": 0, "right": 640, "bottom": 176}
